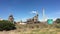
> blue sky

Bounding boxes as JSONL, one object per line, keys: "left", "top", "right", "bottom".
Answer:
{"left": 0, "top": 0, "right": 60, "bottom": 21}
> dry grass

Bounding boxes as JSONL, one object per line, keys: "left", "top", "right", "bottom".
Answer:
{"left": 0, "top": 28, "right": 59, "bottom": 34}
{"left": 0, "top": 23, "right": 60, "bottom": 34}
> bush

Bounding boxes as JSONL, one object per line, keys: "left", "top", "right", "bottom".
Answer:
{"left": 55, "top": 18, "right": 60, "bottom": 28}
{"left": 56, "top": 18, "right": 60, "bottom": 23}
{"left": 0, "top": 20, "right": 16, "bottom": 31}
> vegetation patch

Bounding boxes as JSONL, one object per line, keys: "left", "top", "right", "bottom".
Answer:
{"left": 0, "top": 20, "right": 16, "bottom": 31}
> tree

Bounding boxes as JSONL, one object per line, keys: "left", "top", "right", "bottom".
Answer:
{"left": 56, "top": 18, "right": 60, "bottom": 23}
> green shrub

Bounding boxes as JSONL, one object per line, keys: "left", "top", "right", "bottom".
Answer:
{"left": 0, "top": 20, "right": 16, "bottom": 31}
{"left": 56, "top": 18, "right": 60, "bottom": 23}
{"left": 55, "top": 18, "right": 60, "bottom": 28}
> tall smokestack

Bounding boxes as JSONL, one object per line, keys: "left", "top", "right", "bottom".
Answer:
{"left": 42, "top": 8, "right": 45, "bottom": 22}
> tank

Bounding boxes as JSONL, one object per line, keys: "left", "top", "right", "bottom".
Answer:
{"left": 47, "top": 19, "right": 53, "bottom": 24}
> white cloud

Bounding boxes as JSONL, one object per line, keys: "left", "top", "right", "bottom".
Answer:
{"left": 31, "top": 11, "right": 37, "bottom": 14}
{"left": 53, "top": 18, "right": 57, "bottom": 21}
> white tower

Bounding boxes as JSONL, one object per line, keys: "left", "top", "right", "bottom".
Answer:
{"left": 42, "top": 8, "right": 46, "bottom": 22}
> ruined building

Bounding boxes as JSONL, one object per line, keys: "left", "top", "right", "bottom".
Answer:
{"left": 27, "top": 11, "right": 39, "bottom": 24}
{"left": 33, "top": 13, "right": 38, "bottom": 23}
{"left": 8, "top": 14, "right": 14, "bottom": 23}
